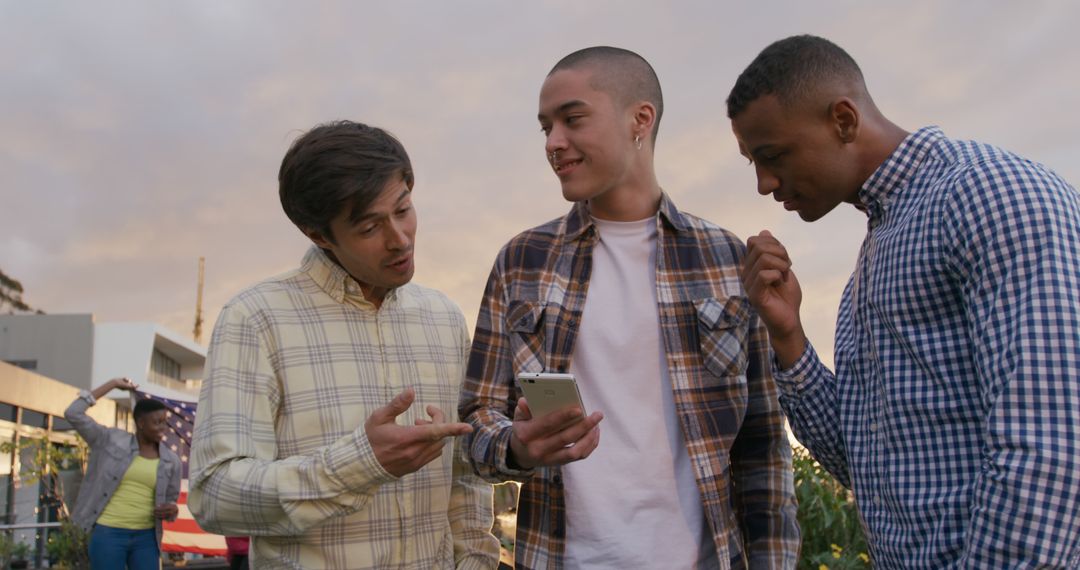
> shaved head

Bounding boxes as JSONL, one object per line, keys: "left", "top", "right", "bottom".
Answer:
{"left": 726, "top": 35, "right": 870, "bottom": 119}
{"left": 549, "top": 46, "right": 664, "bottom": 141}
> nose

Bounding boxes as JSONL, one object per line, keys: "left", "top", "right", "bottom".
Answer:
{"left": 384, "top": 218, "right": 411, "bottom": 251}
{"left": 755, "top": 164, "right": 780, "bottom": 196}
{"left": 545, "top": 124, "right": 568, "bottom": 158}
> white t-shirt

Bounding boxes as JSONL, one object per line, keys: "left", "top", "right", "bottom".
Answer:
{"left": 563, "top": 216, "right": 717, "bottom": 569}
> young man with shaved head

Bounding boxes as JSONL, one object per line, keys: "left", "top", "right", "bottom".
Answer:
{"left": 189, "top": 121, "right": 499, "bottom": 569}
{"left": 730, "top": 35, "right": 1080, "bottom": 567}
{"left": 460, "top": 47, "right": 799, "bottom": 569}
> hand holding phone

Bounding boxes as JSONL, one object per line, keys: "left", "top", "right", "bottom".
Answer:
{"left": 508, "top": 372, "right": 603, "bottom": 470}
{"left": 515, "top": 372, "right": 586, "bottom": 418}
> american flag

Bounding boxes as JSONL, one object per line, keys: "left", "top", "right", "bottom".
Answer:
{"left": 135, "top": 391, "right": 227, "bottom": 556}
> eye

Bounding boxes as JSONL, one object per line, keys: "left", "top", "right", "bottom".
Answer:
{"left": 540, "top": 124, "right": 551, "bottom": 136}
{"left": 357, "top": 223, "right": 378, "bottom": 236}
{"left": 395, "top": 205, "right": 412, "bottom": 217}
{"left": 761, "top": 151, "right": 784, "bottom": 162}
{"left": 565, "top": 115, "right": 582, "bottom": 126}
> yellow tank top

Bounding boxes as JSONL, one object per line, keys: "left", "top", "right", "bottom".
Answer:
{"left": 97, "top": 455, "right": 158, "bottom": 529}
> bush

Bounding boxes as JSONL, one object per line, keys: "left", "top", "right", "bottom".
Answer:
{"left": 793, "top": 446, "right": 870, "bottom": 569}
{"left": 46, "top": 521, "right": 90, "bottom": 569}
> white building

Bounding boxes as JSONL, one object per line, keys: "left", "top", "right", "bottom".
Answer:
{"left": 0, "top": 314, "right": 205, "bottom": 565}
{"left": 0, "top": 314, "right": 205, "bottom": 403}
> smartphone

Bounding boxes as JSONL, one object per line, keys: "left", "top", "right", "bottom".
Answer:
{"left": 515, "top": 372, "right": 587, "bottom": 419}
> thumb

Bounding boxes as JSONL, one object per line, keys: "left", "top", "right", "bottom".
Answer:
{"left": 513, "top": 397, "right": 533, "bottom": 421}
{"left": 759, "top": 229, "right": 774, "bottom": 238}
{"left": 372, "top": 388, "right": 415, "bottom": 424}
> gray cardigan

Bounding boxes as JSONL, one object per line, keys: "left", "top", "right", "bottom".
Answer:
{"left": 64, "top": 393, "right": 182, "bottom": 545}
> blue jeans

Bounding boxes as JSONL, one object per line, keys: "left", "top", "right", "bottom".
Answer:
{"left": 89, "top": 524, "right": 160, "bottom": 570}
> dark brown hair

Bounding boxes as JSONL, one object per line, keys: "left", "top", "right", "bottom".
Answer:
{"left": 279, "top": 121, "right": 413, "bottom": 243}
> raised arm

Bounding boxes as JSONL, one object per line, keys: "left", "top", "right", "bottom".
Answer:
{"left": 743, "top": 231, "right": 851, "bottom": 485}
{"left": 63, "top": 377, "right": 137, "bottom": 448}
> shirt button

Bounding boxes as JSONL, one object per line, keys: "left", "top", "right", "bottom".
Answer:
{"left": 869, "top": 422, "right": 878, "bottom": 433}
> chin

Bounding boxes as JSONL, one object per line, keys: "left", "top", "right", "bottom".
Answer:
{"left": 560, "top": 183, "right": 601, "bottom": 204}
{"left": 392, "top": 270, "right": 416, "bottom": 288}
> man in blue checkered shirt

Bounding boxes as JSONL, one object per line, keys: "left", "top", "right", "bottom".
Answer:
{"left": 728, "top": 35, "right": 1080, "bottom": 567}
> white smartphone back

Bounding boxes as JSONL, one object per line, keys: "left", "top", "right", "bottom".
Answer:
{"left": 515, "top": 372, "right": 586, "bottom": 418}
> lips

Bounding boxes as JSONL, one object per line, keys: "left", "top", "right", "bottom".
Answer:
{"left": 386, "top": 253, "right": 413, "bottom": 273}
{"left": 775, "top": 195, "right": 798, "bottom": 211}
{"left": 552, "top": 157, "right": 583, "bottom": 176}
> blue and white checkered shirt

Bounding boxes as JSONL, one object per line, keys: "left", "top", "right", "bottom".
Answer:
{"left": 775, "top": 127, "right": 1080, "bottom": 568}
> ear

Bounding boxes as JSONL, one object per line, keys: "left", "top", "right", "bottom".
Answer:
{"left": 303, "top": 226, "right": 334, "bottom": 250}
{"left": 830, "top": 97, "right": 860, "bottom": 144}
{"left": 630, "top": 100, "right": 657, "bottom": 143}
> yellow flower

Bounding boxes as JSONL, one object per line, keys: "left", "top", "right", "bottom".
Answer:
{"left": 818, "top": 565, "right": 829, "bottom": 570}
{"left": 831, "top": 544, "right": 843, "bottom": 553}
{"left": 858, "top": 553, "right": 871, "bottom": 563}
{"left": 833, "top": 551, "right": 842, "bottom": 559}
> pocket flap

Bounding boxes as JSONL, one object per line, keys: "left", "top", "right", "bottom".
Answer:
{"left": 694, "top": 296, "right": 750, "bottom": 331}
{"left": 506, "top": 301, "right": 545, "bottom": 333}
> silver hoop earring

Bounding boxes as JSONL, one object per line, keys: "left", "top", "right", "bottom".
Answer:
{"left": 634, "top": 135, "right": 642, "bottom": 150}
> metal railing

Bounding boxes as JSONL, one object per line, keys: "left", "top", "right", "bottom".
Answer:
{"left": 0, "top": 522, "right": 62, "bottom": 568}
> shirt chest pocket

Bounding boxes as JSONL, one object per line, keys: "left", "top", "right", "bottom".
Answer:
{"left": 506, "top": 300, "right": 547, "bottom": 373}
{"left": 695, "top": 296, "right": 751, "bottom": 378}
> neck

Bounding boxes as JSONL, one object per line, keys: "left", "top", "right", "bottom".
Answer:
{"left": 136, "top": 433, "right": 159, "bottom": 453}
{"left": 857, "top": 115, "right": 910, "bottom": 187}
{"left": 589, "top": 162, "right": 662, "bottom": 221}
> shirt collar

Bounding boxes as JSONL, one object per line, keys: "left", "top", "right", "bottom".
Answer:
{"left": 300, "top": 246, "right": 398, "bottom": 308}
{"left": 563, "top": 191, "right": 690, "bottom": 241}
{"left": 858, "top": 126, "right": 944, "bottom": 222}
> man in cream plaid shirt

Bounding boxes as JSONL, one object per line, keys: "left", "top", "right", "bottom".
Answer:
{"left": 189, "top": 121, "right": 499, "bottom": 569}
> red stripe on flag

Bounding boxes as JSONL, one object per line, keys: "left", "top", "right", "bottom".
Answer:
{"left": 161, "top": 478, "right": 227, "bottom": 556}
{"left": 164, "top": 518, "right": 208, "bottom": 535}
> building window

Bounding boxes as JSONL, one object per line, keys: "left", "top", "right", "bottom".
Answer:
{"left": 19, "top": 409, "right": 47, "bottom": 429}
{"left": 149, "top": 349, "right": 186, "bottom": 391}
{"left": 2, "top": 359, "right": 36, "bottom": 371}
{"left": 51, "top": 415, "right": 74, "bottom": 433}
{"left": 0, "top": 403, "right": 15, "bottom": 423}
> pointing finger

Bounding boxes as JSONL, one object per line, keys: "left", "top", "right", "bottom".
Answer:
{"left": 421, "top": 421, "right": 473, "bottom": 442}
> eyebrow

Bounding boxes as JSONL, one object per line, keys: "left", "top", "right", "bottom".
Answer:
{"left": 538, "top": 99, "right": 589, "bottom": 122}
{"left": 352, "top": 188, "right": 412, "bottom": 225}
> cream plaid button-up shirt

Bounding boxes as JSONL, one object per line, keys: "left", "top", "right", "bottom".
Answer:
{"left": 190, "top": 246, "right": 498, "bottom": 569}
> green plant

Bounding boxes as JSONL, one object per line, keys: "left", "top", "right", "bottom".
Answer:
{"left": 793, "top": 446, "right": 871, "bottom": 569}
{"left": 9, "top": 539, "right": 31, "bottom": 569}
{"left": 46, "top": 521, "right": 89, "bottom": 569}
{"left": 0, "top": 533, "right": 13, "bottom": 567}
{"left": 0, "top": 435, "right": 90, "bottom": 567}
{"left": 0, "top": 435, "right": 87, "bottom": 520}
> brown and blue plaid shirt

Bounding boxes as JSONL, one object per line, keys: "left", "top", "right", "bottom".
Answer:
{"left": 459, "top": 195, "right": 799, "bottom": 569}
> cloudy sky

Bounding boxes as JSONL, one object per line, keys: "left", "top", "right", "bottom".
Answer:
{"left": 2, "top": 2, "right": 1077, "bottom": 368}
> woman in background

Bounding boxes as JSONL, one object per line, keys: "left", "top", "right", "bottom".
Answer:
{"left": 65, "top": 377, "right": 181, "bottom": 569}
